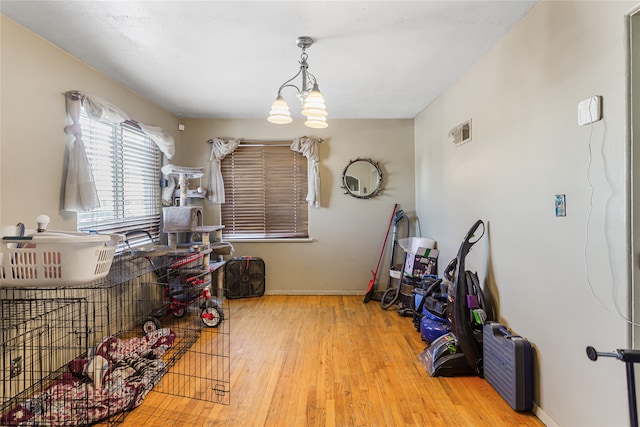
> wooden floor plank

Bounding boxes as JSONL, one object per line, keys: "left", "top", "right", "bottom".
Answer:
{"left": 113, "top": 295, "right": 544, "bottom": 427}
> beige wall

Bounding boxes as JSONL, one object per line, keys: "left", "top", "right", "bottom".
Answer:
{"left": 178, "top": 118, "right": 416, "bottom": 294}
{"left": 0, "top": 16, "right": 180, "bottom": 231}
{"left": 0, "top": 15, "right": 417, "bottom": 295}
{"left": 414, "top": 2, "right": 635, "bottom": 426}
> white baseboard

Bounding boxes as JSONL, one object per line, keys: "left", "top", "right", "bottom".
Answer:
{"left": 264, "top": 290, "right": 364, "bottom": 296}
{"left": 533, "top": 403, "right": 557, "bottom": 427}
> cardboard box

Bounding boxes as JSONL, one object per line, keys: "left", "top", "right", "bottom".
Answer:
{"left": 398, "top": 237, "right": 435, "bottom": 257}
{"left": 404, "top": 249, "right": 439, "bottom": 278}
{"left": 398, "top": 237, "right": 438, "bottom": 278}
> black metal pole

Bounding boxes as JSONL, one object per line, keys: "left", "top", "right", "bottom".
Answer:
{"left": 587, "top": 347, "right": 640, "bottom": 427}
{"left": 626, "top": 361, "right": 639, "bottom": 427}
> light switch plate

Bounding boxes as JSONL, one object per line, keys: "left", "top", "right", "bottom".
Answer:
{"left": 578, "top": 96, "right": 602, "bottom": 126}
{"left": 555, "top": 194, "right": 566, "bottom": 217}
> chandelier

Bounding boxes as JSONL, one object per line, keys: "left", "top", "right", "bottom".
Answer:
{"left": 267, "top": 36, "right": 328, "bottom": 129}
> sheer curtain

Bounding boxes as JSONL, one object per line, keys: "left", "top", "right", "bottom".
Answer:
{"left": 208, "top": 136, "right": 321, "bottom": 207}
{"left": 290, "top": 136, "right": 321, "bottom": 208}
{"left": 63, "top": 92, "right": 99, "bottom": 211}
{"left": 63, "top": 90, "right": 175, "bottom": 211}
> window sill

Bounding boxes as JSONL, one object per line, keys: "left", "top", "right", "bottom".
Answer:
{"left": 223, "top": 238, "right": 313, "bottom": 243}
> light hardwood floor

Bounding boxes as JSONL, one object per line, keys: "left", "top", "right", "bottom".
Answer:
{"left": 119, "top": 295, "right": 545, "bottom": 427}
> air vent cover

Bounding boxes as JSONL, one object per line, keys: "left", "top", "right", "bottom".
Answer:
{"left": 449, "top": 119, "right": 472, "bottom": 146}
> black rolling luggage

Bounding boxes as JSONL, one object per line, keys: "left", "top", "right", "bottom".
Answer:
{"left": 483, "top": 322, "right": 534, "bottom": 411}
{"left": 224, "top": 256, "right": 265, "bottom": 299}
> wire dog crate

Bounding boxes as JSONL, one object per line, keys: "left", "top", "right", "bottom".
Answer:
{"left": 1, "top": 297, "right": 93, "bottom": 422}
{"left": 0, "top": 249, "right": 230, "bottom": 426}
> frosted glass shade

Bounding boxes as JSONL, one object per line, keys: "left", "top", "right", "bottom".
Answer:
{"left": 268, "top": 97, "right": 293, "bottom": 124}
{"left": 305, "top": 116, "right": 328, "bottom": 129}
{"left": 301, "top": 88, "right": 327, "bottom": 118}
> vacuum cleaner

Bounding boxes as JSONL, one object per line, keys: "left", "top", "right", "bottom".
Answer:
{"left": 420, "top": 219, "right": 488, "bottom": 377}
{"left": 412, "top": 275, "right": 450, "bottom": 343}
{"left": 380, "top": 209, "right": 409, "bottom": 308}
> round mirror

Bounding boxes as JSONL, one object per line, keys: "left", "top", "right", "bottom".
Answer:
{"left": 341, "top": 158, "right": 383, "bottom": 199}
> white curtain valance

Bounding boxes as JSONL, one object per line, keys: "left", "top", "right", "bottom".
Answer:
{"left": 290, "top": 136, "right": 321, "bottom": 208}
{"left": 207, "top": 138, "right": 241, "bottom": 204}
{"left": 63, "top": 90, "right": 176, "bottom": 211}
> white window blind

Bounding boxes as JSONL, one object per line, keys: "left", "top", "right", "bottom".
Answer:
{"left": 221, "top": 144, "right": 309, "bottom": 239}
{"left": 77, "top": 113, "right": 162, "bottom": 239}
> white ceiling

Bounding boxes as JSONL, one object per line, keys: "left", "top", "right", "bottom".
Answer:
{"left": 1, "top": 0, "right": 537, "bottom": 120}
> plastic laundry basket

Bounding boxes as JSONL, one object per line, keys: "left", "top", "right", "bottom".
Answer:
{"left": 0, "top": 232, "right": 121, "bottom": 286}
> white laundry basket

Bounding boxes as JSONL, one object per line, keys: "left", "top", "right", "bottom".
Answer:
{"left": 1, "top": 232, "right": 121, "bottom": 286}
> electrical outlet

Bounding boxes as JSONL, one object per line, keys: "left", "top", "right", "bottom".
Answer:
{"left": 578, "top": 96, "right": 602, "bottom": 126}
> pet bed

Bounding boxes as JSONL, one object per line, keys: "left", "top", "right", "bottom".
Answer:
{"left": 1, "top": 328, "right": 176, "bottom": 426}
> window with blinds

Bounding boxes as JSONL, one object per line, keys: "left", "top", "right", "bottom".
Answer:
{"left": 76, "top": 113, "right": 162, "bottom": 240}
{"left": 221, "top": 144, "right": 309, "bottom": 239}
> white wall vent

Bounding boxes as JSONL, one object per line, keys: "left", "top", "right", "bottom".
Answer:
{"left": 449, "top": 119, "right": 472, "bottom": 146}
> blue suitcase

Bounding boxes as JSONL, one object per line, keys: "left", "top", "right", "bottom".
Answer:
{"left": 483, "top": 322, "right": 534, "bottom": 411}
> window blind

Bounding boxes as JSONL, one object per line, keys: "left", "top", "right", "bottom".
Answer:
{"left": 77, "top": 114, "right": 162, "bottom": 239}
{"left": 221, "top": 144, "right": 309, "bottom": 239}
